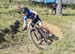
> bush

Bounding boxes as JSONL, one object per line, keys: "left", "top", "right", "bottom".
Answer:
{"left": 70, "top": 3, "right": 75, "bottom": 9}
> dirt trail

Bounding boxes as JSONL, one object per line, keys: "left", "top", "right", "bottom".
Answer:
{"left": 43, "top": 21, "right": 63, "bottom": 38}
{"left": 0, "top": 21, "right": 63, "bottom": 54}
{"left": 16, "top": 21, "right": 63, "bottom": 54}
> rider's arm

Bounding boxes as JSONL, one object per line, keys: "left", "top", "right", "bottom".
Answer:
{"left": 30, "top": 10, "right": 37, "bottom": 15}
{"left": 32, "top": 11, "right": 38, "bottom": 18}
{"left": 22, "top": 16, "right": 27, "bottom": 31}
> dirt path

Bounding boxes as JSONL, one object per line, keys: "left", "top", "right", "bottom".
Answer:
{"left": 43, "top": 21, "right": 63, "bottom": 38}
{"left": 0, "top": 21, "right": 63, "bottom": 54}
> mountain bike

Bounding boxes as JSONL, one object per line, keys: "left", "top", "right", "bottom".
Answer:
{"left": 28, "top": 23, "right": 58, "bottom": 50}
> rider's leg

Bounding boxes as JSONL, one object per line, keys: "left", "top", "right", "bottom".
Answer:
{"left": 37, "top": 21, "right": 52, "bottom": 36}
{"left": 31, "top": 15, "right": 52, "bottom": 35}
{"left": 31, "top": 16, "right": 39, "bottom": 27}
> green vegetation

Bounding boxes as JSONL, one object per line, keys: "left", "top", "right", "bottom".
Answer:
{"left": 38, "top": 9, "right": 75, "bottom": 54}
{"left": 0, "top": 1, "right": 75, "bottom": 54}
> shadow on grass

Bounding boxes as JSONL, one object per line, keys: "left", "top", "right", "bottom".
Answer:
{"left": 40, "top": 13, "right": 75, "bottom": 16}
{"left": 63, "top": 13, "right": 75, "bottom": 16}
{"left": 0, "top": 31, "right": 9, "bottom": 44}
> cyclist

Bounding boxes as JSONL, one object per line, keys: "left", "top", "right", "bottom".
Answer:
{"left": 20, "top": 7, "right": 52, "bottom": 36}
{"left": 52, "top": 2, "right": 57, "bottom": 14}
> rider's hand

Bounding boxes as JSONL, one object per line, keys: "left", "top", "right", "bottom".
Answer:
{"left": 22, "top": 27, "right": 27, "bottom": 31}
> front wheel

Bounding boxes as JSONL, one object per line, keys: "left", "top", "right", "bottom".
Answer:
{"left": 29, "top": 28, "right": 50, "bottom": 50}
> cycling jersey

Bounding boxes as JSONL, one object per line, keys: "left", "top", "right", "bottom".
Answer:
{"left": 23, "top": 10, "right": 37, "bottom": 20}
{"left": 23, "top": 9, "right": 41, "bottom": 24}
{"left": 22, "top": 9, "right": 42, "bottom": 29}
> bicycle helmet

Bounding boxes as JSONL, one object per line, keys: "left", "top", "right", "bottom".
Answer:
{"left": 20, "top": 7, "right": 29, "bottom": 14}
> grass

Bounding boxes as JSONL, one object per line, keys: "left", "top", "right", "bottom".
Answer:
{"left": 37, "top": 8, "right": 75, "bottom": 54}
{"left": 0, "top": 8, "right": 28, "bottom": 49}
{"left": 0, "top": 2, "right": 75, "bottom": 54}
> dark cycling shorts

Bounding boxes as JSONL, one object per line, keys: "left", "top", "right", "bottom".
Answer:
{"left": 32, "top": 15, "right": 41, "bottom": 24}
{"left": 53, "top": 8, "right": 56, "bottom": 10}
{"left": 31, "top": 15, "right": 41, "bottom": 27}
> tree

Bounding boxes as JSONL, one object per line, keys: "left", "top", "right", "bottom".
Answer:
{"left": 9, "top": 0, "right": 13, "bottom": 8}
{"left": 29, "top": 0, "right": 32, "bottom": 2}
{"left": 9, "top": 0, "right": 13, "bottom": 3}
{"left": 56, "top": 0, "right": 62, "bottom": 16}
